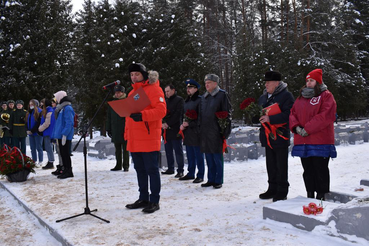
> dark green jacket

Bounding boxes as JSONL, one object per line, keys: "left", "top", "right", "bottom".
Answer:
{"left": 106, "top": 95, "right": 126, "bottom": 144}
{"left": 10, "top": 108, "right": 27, "bottom": 138}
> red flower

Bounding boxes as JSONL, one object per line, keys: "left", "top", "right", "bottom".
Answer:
{"left": 303, "top": 202, "right": 324, "bottom": 216}
{"left": 303, "top": 206, "right": 311, "bottom": 215}
{"left": 308, "top": 202, "right": 317, "bottom": 209}
{"left": 0, "top": 146, "right": 36, "bottom": 176}
{"left": 215, "top": 111, "right": 229, "bottom": 119}
{"left": 316, "top": 206, "right": 324, "bottom": 214}
{"left": 184, "top": 109, "right": 198, "bottom": 120}
{"left": 240, "top": 98, "right": 256, "bottom": 110}
{"left": 215, "top": 111, "right": 229, "bottom": 136}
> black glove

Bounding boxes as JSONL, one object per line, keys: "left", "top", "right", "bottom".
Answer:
{"left": 130, "top": 113, "right": 143, "bottom": 122}
{"left": 107, "top": 131, "right": 112, "bottom": 138}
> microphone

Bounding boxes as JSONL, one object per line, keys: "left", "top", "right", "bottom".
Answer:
{"left": 102, "top": 80, "right": 120, "bottom": 90}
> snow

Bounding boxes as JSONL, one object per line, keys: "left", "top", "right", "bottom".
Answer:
{"left": 1, "top": 140, "right": 369, "bottom": 245}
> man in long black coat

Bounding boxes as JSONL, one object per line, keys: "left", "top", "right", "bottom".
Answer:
{"left": 106, "top": 85, "right": 130, "bottom": 171}
{"left": 178, "top": 79, "right": 205, "bottom": 183}
{"left": 161, "top": 84, "right": 185, "bottom": 177}
{"left": 199, "top": 74, "right": 232, "bottom": 189}
{"left": 257, "top": 71, "right": 295, "bottom": 202}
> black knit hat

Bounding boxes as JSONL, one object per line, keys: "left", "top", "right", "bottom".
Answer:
{"left": 114, "top": 85, "right": 125, "bottom": 93}
{"left": 44, "top": 99, "right": 52, "bottom": 107}
{"left": 264, "top": 71, "right": 282, "bottom": 81}
{"left": 7, "top": 100, "right": 15, "bottom": 105}
{"left": 128, "top": 63, "right": 148, "bottom": 80}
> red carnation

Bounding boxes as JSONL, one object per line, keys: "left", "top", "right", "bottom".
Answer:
{"left": 185, "top": 109, "right": 198, "bottom": 120}
{"left": 240, "top": 98, "right": 256, "bottom": 110}
{"left": 215, "top": 111, "right": 229, "bottom": 119}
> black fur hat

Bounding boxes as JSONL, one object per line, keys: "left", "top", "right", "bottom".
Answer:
{"left": 128, "top": 63, "right": 148, "bottom": 80}
{"left": 264, "top": 71, "right": 282, "bottom": 81}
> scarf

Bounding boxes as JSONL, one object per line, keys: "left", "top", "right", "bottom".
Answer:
{"left": 301, "top": 83, "right": 328, "bottom": 99}
{"left": 54, "top": 101, "right": 71, "bottom": 119}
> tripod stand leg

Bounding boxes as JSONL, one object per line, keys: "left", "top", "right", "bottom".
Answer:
{"left": 56, "top": 208, "right": 110, "bottom": 223}
{"left": 89, "top": 213, "right": 110, "bottom": 223}
{"left": 56, "top": 212, "right": 86, "bottom": 223}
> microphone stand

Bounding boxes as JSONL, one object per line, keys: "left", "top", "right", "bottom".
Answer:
{"left": 56, "top": 87, "right": 114, "bottom": 223}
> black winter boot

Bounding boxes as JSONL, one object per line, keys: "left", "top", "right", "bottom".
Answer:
{"left": 52, "top": 165, "right": 63, "bottom": 176}
{"left": 42, "top": 162, "right": 54, "bottom": 170}
{"left": 142, "top": 203, "right": 160, "bottom": 213}
{"left": 57, "top": 168, "right": 74, "bottom": 179}
{"left": 259, "top": 189, "right": 277, "bottom": 199}
{"left": 110, "top": 166, "right": 122, "bottom": 171}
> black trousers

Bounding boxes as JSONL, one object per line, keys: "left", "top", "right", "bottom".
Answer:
{"left": 265, "top": 146, "right": 289, "bottom": 194}
{"left": 301, "top": 156, "right": 330, "bottom": 193}
{"left": 58, "top": 139, "right": 72, "bottom": 171}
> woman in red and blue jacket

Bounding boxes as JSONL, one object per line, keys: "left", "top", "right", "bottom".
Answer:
{"left": 289, "top": 69, "right": 337, "bottom": 200}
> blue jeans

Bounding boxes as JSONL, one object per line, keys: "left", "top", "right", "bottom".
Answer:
{"left": 205, "top": 153, "right": 224, "bottom": 184}
{"left": 131, "top": 152, "right": 161, "bottom": 203}
{"left": 186, "top": 145, "right": 204, "bottom": 179}
{"left": 164, "top": 139, "right": 184, "bottom": 173}
{"left": 29, "top": 134, "right": 43, "bottom": 163}
{"left": 43, "top": 136, "right": 55, "bottom": 162}
{"left": 12, "top": 137, "right": 26, "bottom": 154}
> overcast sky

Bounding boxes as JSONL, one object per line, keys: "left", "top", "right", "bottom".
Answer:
{"left": 71, "top": 0, "right": 84, "bottom": 13}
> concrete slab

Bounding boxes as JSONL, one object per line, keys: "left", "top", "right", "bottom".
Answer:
{"left": 325, "top": 191, "right": 358, "bottom": 204}
{"left": 263, "top": 196, "right": 341, "bottom": 231}
{"left": 360, "top": 179, "right": 369, "bottom": 187}
{"left": 330, "top": 204, "right": 369, "bottom": 240}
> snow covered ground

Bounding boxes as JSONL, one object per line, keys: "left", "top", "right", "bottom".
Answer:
{"left": 1, "top": 139, "right": 369, "bottom": 245}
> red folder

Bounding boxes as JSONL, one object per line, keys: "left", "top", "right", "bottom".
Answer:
{"left": 263, "top": 103, "right": 281, "bottom": 116}
{"left": 108, "top": 87, "right": 151, "bottom": 117}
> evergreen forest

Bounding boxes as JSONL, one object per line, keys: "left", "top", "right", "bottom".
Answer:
{"left": 1, "top": 0, "right": 368, "bottom": 133}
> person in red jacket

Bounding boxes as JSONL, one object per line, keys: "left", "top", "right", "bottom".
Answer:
{"left": 124, "top": 63, "right": 166, "bottom": 214}
{"left": 289, "top": 68, "right": 337, "bottom": 201}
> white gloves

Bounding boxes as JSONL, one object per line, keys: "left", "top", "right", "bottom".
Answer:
{"left": 62, "top": 135, "right": 67, "bottom": 146}
{"left": 296, "top": 126, "right": 308, "bottom": 137}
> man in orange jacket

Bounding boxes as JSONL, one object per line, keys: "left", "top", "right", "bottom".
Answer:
{"left": 124, "top": 63, "right": 166, "bottom": 214}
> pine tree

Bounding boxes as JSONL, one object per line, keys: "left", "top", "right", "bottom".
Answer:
{"left": 0, "top": 0, "right": 74, "bottom": 102}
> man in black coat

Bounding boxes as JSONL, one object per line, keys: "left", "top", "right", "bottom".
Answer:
{"left": 106, "top": 85, "right": 130, "bottom": 171}
{"left": 161, "top": 84, "right": 185, "bottom": 178}
{"left": 178, "top": 79, "right": 205, "bottom": 183}
{"left": 199, "top": 74, "right": 232, "bottom": 189}
{"left": 257, "top": 71, "right": 295, "bottom": 202}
